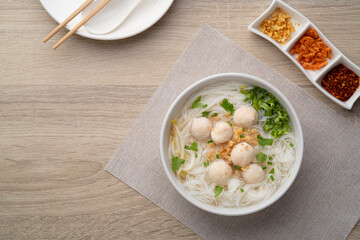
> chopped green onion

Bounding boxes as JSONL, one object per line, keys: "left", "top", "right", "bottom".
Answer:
{"left": 269, "top": 156, "right": 273, "bottom": 160}
{"left": 257, "top": 135, "right": 273, "bottom": 147}
{"left": 207, "top": 139, "right": 213, "bottom": 143}
{"left": 203, "top": 160, "right": 210, "bottom": 167}
{"left": 203, "top": 104, "right": 208, "bottom": 108}
{"left": 202, "top": 111, "right": 211, "bottom": 117}
{"left": 212, "top": 113, "right": 218, "bottom": 117}
{"left": 242, "top": 127, "right": 245, "bottom": 131}
{"left": 262, "top": 166, "right": 267, "bottom": 170}
{"left": 214, "top": 186, "right": 223, "bottom": 197}
{"left": 269, "top": 168, "right": 274, "bottom": 174}
{"left": 195, "top": 153, "right": 198, "bottom": 158}
{"left": 267, "top": 161, "right": 273, "bottom": 165}
{"left": 216, "top": 154, "right": 219, "bottom": 159}
{"left": 240, "top": 188, "right": 244, "bottom": 193}
{"left": 234, "top": 165, "right": 241, "bottom": 170}
{"left": 270, "top": 175, "right": 275, "bottom": 181}
{"left": 228, "top": 121, "right": 233, "bottom": 126}
{"left": 240, "top": 134, "right": 244, "bottom": 138}
{"left": 256, "top": 152, "right": 267, "bottom": 163}
{"left": 290, "top": 143, "right": 294, "bottom": 147}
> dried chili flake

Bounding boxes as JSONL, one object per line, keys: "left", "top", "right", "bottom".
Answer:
{"left": 321, "top": 64, "right": 359, "bottom": 101}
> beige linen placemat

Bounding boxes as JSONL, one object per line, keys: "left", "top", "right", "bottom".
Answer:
{"left": 106, "top": 24, "right": 360, "bottom": 239}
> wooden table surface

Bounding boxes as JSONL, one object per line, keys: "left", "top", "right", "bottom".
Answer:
{"left": 1, "top": 0, "right": 359, "bottom": 239}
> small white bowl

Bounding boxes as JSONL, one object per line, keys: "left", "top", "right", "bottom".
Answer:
{"left": 248, "top": 0, "right": 360, "bottom": 110}
{"left": 160, "top": 73, "right": 304, "bottom": 216}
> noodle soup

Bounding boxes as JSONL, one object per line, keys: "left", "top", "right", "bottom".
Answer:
{"left": 168, "top": 82, "right": 296, "bottom": 208}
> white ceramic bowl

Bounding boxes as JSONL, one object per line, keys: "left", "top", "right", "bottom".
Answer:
{"left": 160, "top": 73, "right": 304, "bottom": 216}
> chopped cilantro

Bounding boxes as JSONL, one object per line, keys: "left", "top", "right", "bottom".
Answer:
{"left": 214, "top": 186, "right": 223, "bottom": 197}
{"left": 257, "top": 135, "right": 273, "bottom": 147}
{"left": 267, "top": 161, "right": 273, "bottom": 165}
{"left": 212, "top": 113, "right": 218, "bottom": 117}
{"left": 184, "top": 142, "right": 198, "bottom": 151}
{"left": 290, "top": 143, "right": 294, "bottom": 147}
{"left": 270, "top": 175, "right": 275, "bottom": 181}
{"left": 242, "top": 127, "right": 245, "bottom": 131}
{"left": 269, "top": 168, "right": 274, "bottom": 174}
{"left": 240, "top": 134, "right": 244, "bottom": 138}
{"left": 240, "top": 188, "right": 244, "bottom": 193}
{"left": 216, "top": 154, "right": 219, "bottom": 159}
{"left": 234, "top": 165, "right": 241, "bottom": 170}
{"left": 195, "top": 153, "right": 198, "bottom": 158}
{"left": 202, "top": 111, "right": 211, "bottom": 117}
{"left": 269, "top": 156, "right": 273, "bottom": 160}
{"left": 228, "top": 121, "right": 233, "bottom": 126}
{"left": 240, "top": 87, "right": 290, "bottom": 138}
{"left": 203, "top": 160, "right": 210, "bottom": 167}
{"left": 262, "top": 166, "right": 267, "bottom": 170}
{"left": 192, "top": 96, "right": 202, "bottom": 108}
{"left": 207, "top": 139, "right": 213, "bottom": 143}
{"left": 191, "top": 96, "right": 207, "bottom": 109}
{"left": 256, "top": 152, "right": 267, "bottom": 163}
{"left": 172, "top": 156, "right": 185, "bottom": 172}
{"left": 220, "top": 98, "right": 234, "bottom": 115}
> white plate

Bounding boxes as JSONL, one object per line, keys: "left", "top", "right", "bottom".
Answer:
{"left": 40, "top": 0, "right": 174, "bottom": 40}
{"left": 248, "top": 0, "right": 360, "bottom": 110}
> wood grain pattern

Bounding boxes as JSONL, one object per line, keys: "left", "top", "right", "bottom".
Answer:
{"left": 0, "top": 0, "right": 359, "bottom": 239}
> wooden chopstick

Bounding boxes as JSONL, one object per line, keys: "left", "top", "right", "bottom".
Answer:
{"left": 53, "top": 0, "right": 111, "bottom": 49}
{"left": 42, "top": 0, "right": 94, "bottom": 43}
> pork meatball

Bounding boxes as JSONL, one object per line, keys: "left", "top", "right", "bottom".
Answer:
{"left": 211, "top": 122, "right": 233, "bottom": 144}
{"left": 190, "top": 117, "right": 212, "bottom": 140}
{"left": 233, "top": 106, "right": 257, "bottom": 127}
{"left": 208, "top": 159, "right": 232, "bottom": 185}
{"left": 241, "top": 164, "right": 265, "bottom": 184}
{"left": 231, "top": 142, "right": 255, "bottom": 167}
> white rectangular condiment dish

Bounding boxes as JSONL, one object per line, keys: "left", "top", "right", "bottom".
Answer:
{"left": 248, "top": 0, "right": 360, "bottom": 110}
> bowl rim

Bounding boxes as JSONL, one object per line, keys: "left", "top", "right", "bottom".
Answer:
{"left": 160, "top": 72, "right": 304, "bottom": 216}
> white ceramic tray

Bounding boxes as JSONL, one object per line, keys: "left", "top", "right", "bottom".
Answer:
{"left": 248, "top": 0, "right": 360, "bottom": 110}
